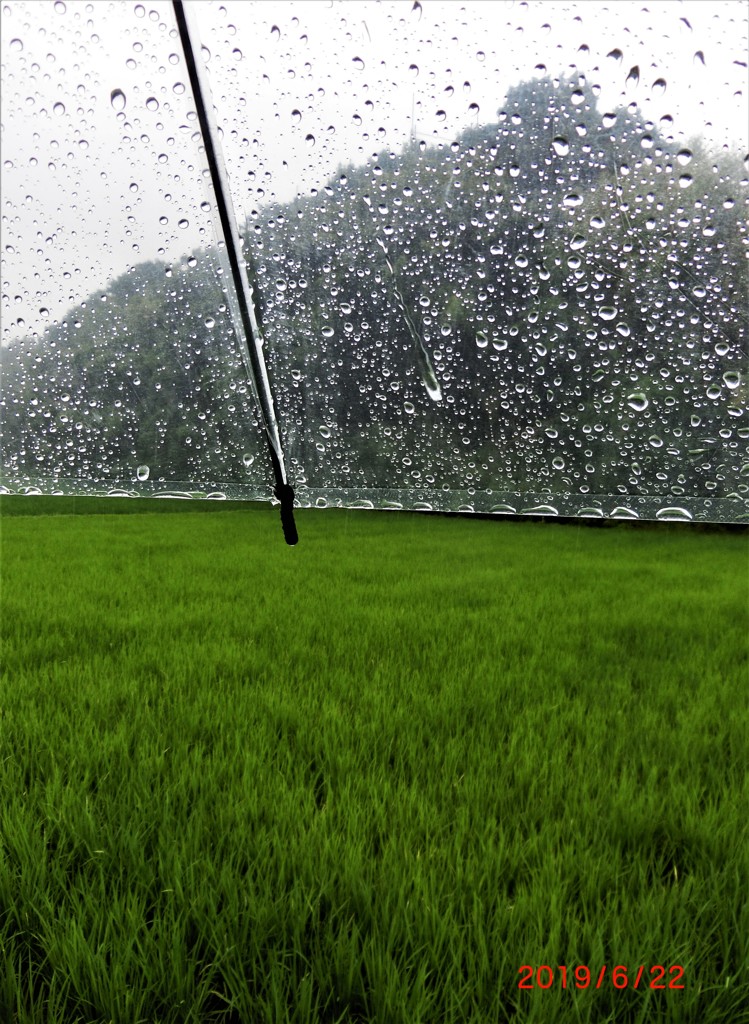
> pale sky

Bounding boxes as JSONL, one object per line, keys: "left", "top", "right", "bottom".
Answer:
{"left": 2, "top": 0, "right": 747, "bottom": 346}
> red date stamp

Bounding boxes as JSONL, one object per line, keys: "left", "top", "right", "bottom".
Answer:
{"left": 518, "top": 965, "right": 685, "bottom": 990}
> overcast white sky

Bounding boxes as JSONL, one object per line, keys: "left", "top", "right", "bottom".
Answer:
{"left": 2, "top": 0, "right": 747, "bottom": 346}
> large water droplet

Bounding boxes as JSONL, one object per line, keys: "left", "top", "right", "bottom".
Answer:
{"left": 552, "top": 136, "right": 569, "bottom": 156}
{"left": 110, "top": 88, "right": 126, "bottom": 111}
{"left": 598, "top": 306, "right": 618, "bottom": 320}
{"left": 656, "top": 507, "right": 692, "bottom": 522}
{"left": 626, "top": 66, "right": 640, "bottom": 88}
{"left": 53, "top": 101, "right": 65, "bottom": 116}
{"left": 136, "top": 464, "right": 150, "bottom": 481}
{"left": 146, "top": 96, "right": 159, "bottom": 111}
{"left": 626, "top": 393, "right": 649, "bottom": 411}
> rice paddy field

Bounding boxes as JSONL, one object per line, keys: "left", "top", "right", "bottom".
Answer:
{"left": 0, "top": 496, "right": 747, "bottom": 1024}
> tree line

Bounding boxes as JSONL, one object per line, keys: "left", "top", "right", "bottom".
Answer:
{"left": 2, "top": 74, "right": 746, "bottom": 505}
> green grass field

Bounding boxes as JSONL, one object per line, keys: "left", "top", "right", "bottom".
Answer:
{"left": 1, "top": 499, "right": 747, "bottom": 1024}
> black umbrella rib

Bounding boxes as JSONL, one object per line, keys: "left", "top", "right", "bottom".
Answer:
{"left": 172, "top": 0, "right": 297, "bottom": 545}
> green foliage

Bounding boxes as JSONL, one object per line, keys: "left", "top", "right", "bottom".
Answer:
{"left": 1, "top": 506, "right": 748, "bottom": 1022}
{"left": 1, "top": 74, "right": 747, "bottom": 504}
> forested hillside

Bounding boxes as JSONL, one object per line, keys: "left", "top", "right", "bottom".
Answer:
{"left": 2, "top": 74, "right": 747, "bottom": 507}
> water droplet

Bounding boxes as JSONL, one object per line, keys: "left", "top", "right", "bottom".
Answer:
{"left": 648, "top": 435, "right": 663, "bottom": 448}
{"left": 404, "top": 401, "right": 416, "bottom": 415}
{"left": 468, "top": 102, "right": 480, "bottom": 117}
{"left": 352, "top": 56, "right": 364, "bottom": 70}
{"left": 723, "top": 371, "right": 741, "bottom": 390}
{"left": 134, "top": 3, "right": 145, "bottom": 16}
{"left": 627, "top": 393, "right": 648, "bottom": 411}
{"left": 476, "top": 331, "right": 488, "bottom": 349}
{"left": 676, "top": 148, "right": 692, "bottom": 166}
{"left": 178, "top": 218, "right": 189, "bottom": 229}
{"left": 232, "top": 48, "right": 242, "bottom": 60}
{"left": 411, "top": 0, "right": 422, "bottom": 19}
{"left": 678, "top": 174, "right": 693, "bottom": 189}
{"left": 54, "top": 0, "right": 66, "bottom": 12}
{"left": 552, "top": 457, "right": 565, "bottom": 470}
{"left": 136, "top": 464, "right": 150, "bottom": 481}
{"left": 39, "top": 307, "right": 49, "bottom": 318}
{"left": 552, "top": 136, "right": 569, "bottom": 156}
{"left": 607, "top": 48, "right": 623, "bottom": 62}
{"left": 270, "top": 24, "right": 281, "bottom": 40}
{"left": 409, "top": 63, "right": 419, "bottom": 77}
{"left": 570, "top": 234, "right": 586, "bottom": 250}
{"left": 598, "top": 306, "right": 618, "bottom": 320}
{"left": 570, "top": 89, "right": 585, "bottom": 106}
{"left": 656, "top": 507, "right": 692, "bottom": 522}
{"left": 563, "top": 193, "right": 582, "bottom": 207}
{"left": 146, "top": 97, "right": 159, "bottom": 111}
{"left": 626, "top": 66, "right": 640, "bottom": 88}
{"left": 129, "top": 182, "right": 138, "bottom": 193}
{"left": 159, "top": 215, "right": 169, "bottom": 226}
{"left": 321, "top": 326, "right": 334, "bottom": 338}
{"left": 305, "top": 133, "right": 315, "bottom": 147}
{"left": 173, "top": 82, "right": 185, "bottom": 95}
{"left": 205, "top": 317, "right": 215, "bottom": 329}
{"left": 694, "top": 50, "right": 705, "bottom": 65}
{"left": 616, "top": 323, "right": 630, "bottom": 338}
{"left": 291, "top": 108, "right": 302, "bottom": 124}
{"left": 9, "top": 38, "right": 23, "bottom": 52}
{"left": 319, "top": 425, "right": 331, "bottom": 439}
{"left": 53, "top": 101, "right": 65, "bottom": 115}
{"left": 652, "top": 78, "right": 666, "bottom": 95}
{"left": 436, "top": 109, "right": 447, "bottom": 121}
{"left": 110, "top": 88, "right": 126, "bottom": 111}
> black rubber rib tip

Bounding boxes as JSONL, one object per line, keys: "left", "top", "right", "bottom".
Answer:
{"left": 274, "top": 483, "right": 298, "bottom": 546}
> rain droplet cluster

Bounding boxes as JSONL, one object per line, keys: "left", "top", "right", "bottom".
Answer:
{"left": 1, "top": 0, "right": 746, "bottom": 520}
